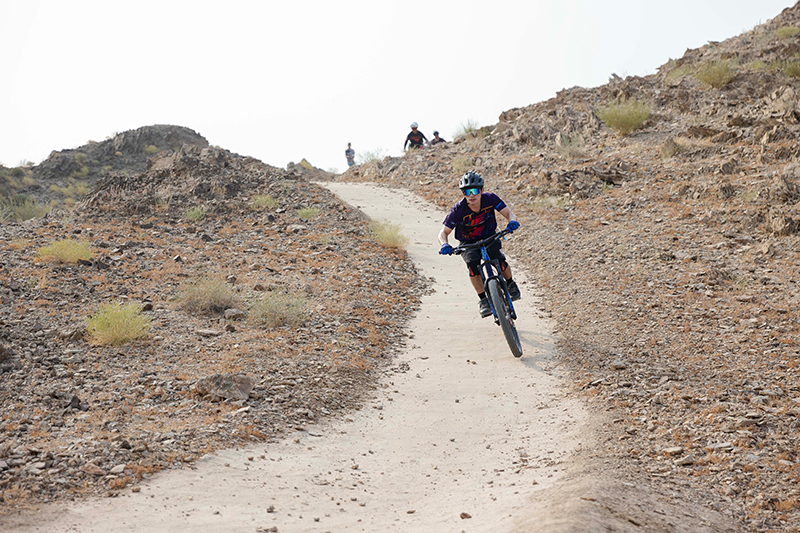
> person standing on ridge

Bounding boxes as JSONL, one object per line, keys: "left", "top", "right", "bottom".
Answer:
{"left": 404, "top": 122, "right": 429, "bottom": 150}
{"left": 430, "top": 130, "right": 446, "bottom": 145}
{"left": 345, "top": 143, "right": 355, "bottom": 167}
{"left": 437, "top": 171, "right": 521, "bottom": 318}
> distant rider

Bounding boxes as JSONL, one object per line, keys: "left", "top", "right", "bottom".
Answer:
{"left": 345, "top": 143, "right": 355, "bottom": 167}
{"left": 437, "top": 171, "right": 521, "bottom": 318}
{"left": 404, "top": 122, "right": 429, "bottom": 150}
{"left": 430, "top": 131, "right": 446, "bottom": 145}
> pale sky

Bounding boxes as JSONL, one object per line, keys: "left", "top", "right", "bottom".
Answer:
{"left": 1, "top": 1, "right": 795, "bottom": 173}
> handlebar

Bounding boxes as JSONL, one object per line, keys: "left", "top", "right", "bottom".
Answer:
{"left": 451, "top": 230, "right": 511, "bottom": 255}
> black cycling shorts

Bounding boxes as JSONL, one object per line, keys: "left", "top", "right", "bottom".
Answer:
{"left": 461, "top": 239, "right": 507, "bottom": 277}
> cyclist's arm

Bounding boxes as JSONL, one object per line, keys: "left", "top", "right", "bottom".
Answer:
{"left": 498, "top": 206, "right": 517, "bottom": 223}
{"left": 438, "top": 224, "right": 453, "bottom": 245}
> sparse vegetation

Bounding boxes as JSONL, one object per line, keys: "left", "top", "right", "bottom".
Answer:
{"left": 249, "top": 195, "right": 278, "bottom": 210}
{"left": 695, "top": 59, "right": 736, "bottom": 88}
{"left": 248, "top": 289, "right": 306, "bottom": 327}
{"left": 556, "top": 133, "right": 586, "bottom": 159}
{"left": 776, "top": 26, "right": 800, "bottom": 40}
{"left": 530, "top": 195, "right": 568, "bottom": 211}
{"left": 143, "top": 145, "right": 158, "bottom": 155}
{"left": 175, "top": 275, "right": 243, "bottom": 315}
{"left": 369, "top": 219, "right": 408, "bottom": 249}
{"left": 86, "top": 301, "right": 151, "bottom": 346}
{"left": 596, "top": 99, "right": 651, "bottom": 135}
{"left": 184, "top": 206, "right": 206, "bottom": 221}
{"left": 297, "top": 207, "right": 320, "bottom": 219}
{"left": 36, "top": 239, "right": 92, "bottom": 263}
{"left": 356, "top": 147, "right": 388, "bottom": 165}
{"left": 0, "top": 195, "right": 49, "bottom": 221}
{"left": 786, "top": 60, "right": 800, "bottom": 78}
{"left": 660, "top": 137, "right": 685, "bottom": 159}
{"left": 452, "top": 156, "right": 474, "bottom": 174}
{"left": 453, "top": 119, "right": 480, "bottom": 139}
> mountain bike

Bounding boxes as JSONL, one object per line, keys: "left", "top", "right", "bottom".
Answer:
{"left": 452, "top": 230, "right": 523, "bottom": 358}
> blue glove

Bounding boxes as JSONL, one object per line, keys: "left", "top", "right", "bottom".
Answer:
{"left": 439, "top": 243, "right": 453, "bottom": 255}
{"left": 507, "top": 220, "right": 520, "bottom": 233}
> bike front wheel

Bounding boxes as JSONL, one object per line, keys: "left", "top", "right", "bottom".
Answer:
{"left": 488, "top": 278, "right": 523, "bottom": 358}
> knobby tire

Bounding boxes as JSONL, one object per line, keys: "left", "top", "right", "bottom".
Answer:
{"left": 487, "top": 278, "right": 523, "bottom": 358}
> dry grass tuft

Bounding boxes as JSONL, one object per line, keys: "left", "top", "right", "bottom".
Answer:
{"left": 596, "top": 100, "right": 651, "bottom": 135}
{"left": 696, "top": 59, "right": 736, "bottom": 88}
{"left": 369, "top": 219, "right": 408, "bottom": 249}
{"left": 248, "top": 289, "right": 306, "bottom": 327}
{"left": 175, "top": 275, "right": 243, "bottom": 315}
{"left": 36, "top": 239, "right": 92, "bottom": 263}
{"left": 86, "top": 301, "right": 151, "bottom": 346}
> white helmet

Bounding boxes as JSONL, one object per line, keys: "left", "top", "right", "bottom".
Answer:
{"left": 410, "top": 122, "right": 418, "bottom": 128}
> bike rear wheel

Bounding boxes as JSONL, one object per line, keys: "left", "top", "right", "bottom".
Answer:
{"left": 487, "top": 278, "right": 523, "bottom": 358}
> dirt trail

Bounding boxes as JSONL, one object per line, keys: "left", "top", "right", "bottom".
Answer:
{"left": 7, "top": 183, "right": 589, "bottom": 532}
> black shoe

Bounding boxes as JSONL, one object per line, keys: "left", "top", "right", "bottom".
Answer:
{"left": 507, "top": 280, "right": 521, "bottom": 301}
{"left": 478, "top": 298, "right": 492, "bottom": 318}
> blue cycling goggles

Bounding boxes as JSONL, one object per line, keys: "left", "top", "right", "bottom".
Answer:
{"left": 463, "top": 187, "right": 481, "bottom": 196}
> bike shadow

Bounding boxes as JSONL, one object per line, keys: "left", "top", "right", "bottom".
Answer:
{"left": 514, "top": 327, "right": 561, "bottom": 370}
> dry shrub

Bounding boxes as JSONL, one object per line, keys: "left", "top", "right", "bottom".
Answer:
{"left": 176, "top": 275, "right": 243, "bottom": 315}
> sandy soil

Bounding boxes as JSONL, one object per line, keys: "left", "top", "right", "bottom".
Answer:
{"left": 6, "top": 183, "right": 590, "bottom": 532}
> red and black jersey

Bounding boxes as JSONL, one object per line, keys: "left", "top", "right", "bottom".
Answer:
{"left": 404, "top": 130, "right": 428, "bottom": 149}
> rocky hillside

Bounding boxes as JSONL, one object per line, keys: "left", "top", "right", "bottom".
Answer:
{"left": 1, "top": 125, "right": 210, "bottom": 217}
{"left": 0, "top": 144, "right": 425, "bottom": 511}
{"left": 338, "top": 4, "right": 800, "bottom": 531}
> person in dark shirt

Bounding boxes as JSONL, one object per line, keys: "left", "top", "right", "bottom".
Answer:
{"left": 437, "top": 171, "right": 521, "bottom": 317}
{"left": 404, "top": 122, "right": 429, "bottom": 150}
{"left": 345, "top": 143, "right": 355, "bottom": 167}
{"left": 430, "top": 131, "right": 446, "bottom": 145}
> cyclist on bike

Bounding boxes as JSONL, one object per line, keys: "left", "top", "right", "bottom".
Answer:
{"left": 437, "top": 171, "right": 521, "bottom": 318}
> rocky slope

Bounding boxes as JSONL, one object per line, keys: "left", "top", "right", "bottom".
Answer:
{"left": 336, "top": 4, "right": 800, "bottom": 531}
{"left": 0, "top": 145, "right": 425, "bottom": 511}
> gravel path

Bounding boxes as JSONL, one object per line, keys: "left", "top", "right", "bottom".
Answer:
{"left": 6, "top": 183, "right": 588, "bottom": 533}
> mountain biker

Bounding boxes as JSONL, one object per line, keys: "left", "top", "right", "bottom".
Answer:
{"left": 404, "top": 122, "right": 429, "bottom": 150}
{"left": 430, "top": 131, "right": 446, "bottom": 145}
{"left": 437, "top": 171, "right": 521, "bottom": 318}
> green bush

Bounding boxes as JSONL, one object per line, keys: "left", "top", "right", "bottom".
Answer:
{"left": 248, "top": 289, "right": 306, "bottom": 327}
{"left": 176, "top": 275, "right": 243, "bottom": 315}
{"left": 184, "top": 206, "right": 206, "bottom": 221}
{"left": 369, "top": 219, "right": 408, "bottom": 249}
{"left": 143, "top": 145, "right": 158, "bottom": 155}
{"left": 75, "top": 153, "right": 87, "bottom": 164}
{"left": 249, "top": 195, "right": 278, "bottom": 210}
{"left": 86, "top": 301, "right": 151, "bottom": 346}
{"left": 776, "top": 26, "right": 800, "bottom": 40}
{"left": 36, "top": 239, "right": 92, "bottom": 263}
{"left": 596, "top": 100, "right": 651, "bottom": 135}
{"left": 695, "top": 60, "right": 736, "bottom": 88}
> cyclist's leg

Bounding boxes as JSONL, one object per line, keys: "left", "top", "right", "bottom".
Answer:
{"left": 487, "top": 241, "right": 521, "bottom": 300}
